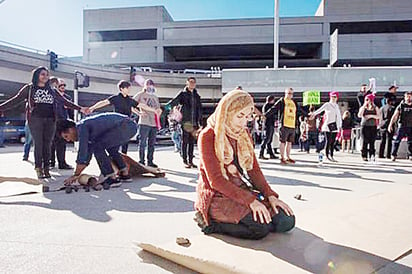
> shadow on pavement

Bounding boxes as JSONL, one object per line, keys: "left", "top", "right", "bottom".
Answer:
{"left": 137, "top": 249, "right": 197, "bottom": 274}
{"left": 213, "top": 227, "right": 412, "bottom": 274}
{"left": 265, "top": 175, "right": 352, "bottom": 192}
{"left": 0, "top": 175, "right": 195, "bottom": 222}
{"left": 261, "top": 165, "right": 394, "bottom": 184}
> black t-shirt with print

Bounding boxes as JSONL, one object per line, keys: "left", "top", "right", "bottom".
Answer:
{"left": 398, "top": 102, "right": 412, "bottom": 127}
{"left": 31, "top": 87, "right": 55, "bottom": 118}
{"left": 108, "top": 93, "right": 138, "bottom": 117}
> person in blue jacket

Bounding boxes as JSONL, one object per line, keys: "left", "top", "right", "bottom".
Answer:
{"left": 56, "top": 113, "right": 137, "bottom": 189}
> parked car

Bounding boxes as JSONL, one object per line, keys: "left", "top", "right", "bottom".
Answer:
{"left": 0, "top": 118, "right": 26, "bottom": 143}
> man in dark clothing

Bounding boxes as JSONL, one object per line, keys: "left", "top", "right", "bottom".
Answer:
{"left": 50, "top": 79, "right": 74, "bottom": 169}
{"left": 57, "top": 113, "right": 137, "bottom": 188}
{"left": 305, "top": 105, "right": 318, "bottom": 153}
{"left": 378, "top": 97, "right": 396, "bottom": 159}
{"left": 357, "top": 84, "right": 371, "bottom": 108}
{"left": 259, "top": 95, "right": 278, "bottom": 160}
{"left": 89, "top": 80, "right": 140, "bottom": 154}
{"left": 166, "top": 77, "right": 202, "bottom": 168}
{"left": 382, "top": 85, "right": 398, "bottom": 107}
{"left": 389, "top": 91, "right": 412, "bottom": 161}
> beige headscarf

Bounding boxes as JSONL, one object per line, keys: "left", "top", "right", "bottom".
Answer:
{"left": 207, "top": 89, "right": 255, "bottom": 179}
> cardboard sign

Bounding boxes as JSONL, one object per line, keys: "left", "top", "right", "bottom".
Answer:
{"left": 303, "top": 90, "right": 321, "bottom": 106}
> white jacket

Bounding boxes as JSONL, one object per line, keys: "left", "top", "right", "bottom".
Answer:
{"left": 313, "top": 102, "right": 342, "bottom": 132}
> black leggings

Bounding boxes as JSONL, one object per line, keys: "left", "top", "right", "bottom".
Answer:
{"left": 29, "top": 117, "right": 56, "bottom": 169}
{"left": 206, "top": 208, "right": 295, "bottom": 240}
{"left": 181, "top": 129, "right": 196, "bottom": 163}
{"left": 361, "top": 126, "right": 377, "bottom": 158}
{"left": 325, "top": 132, "right": 337, "bottom": 158}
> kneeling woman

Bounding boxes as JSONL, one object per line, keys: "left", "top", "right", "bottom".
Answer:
{"left": 195, "top": 90, "right": 295, "bottom": 240}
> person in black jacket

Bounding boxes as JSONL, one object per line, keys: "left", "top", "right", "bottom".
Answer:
{"left": 0, "top": 66, "right": 89, "bottom": 179}
{"left": 166, "top": 77, "right": 202, "bottom": 168}
{"left": 388, "top": 91, "right": 412, "bottom": 161}
{"left": 259, "top": 95, "right": 278, "bottom": 160}
{"left": 357, "top": 84, "right": 372, "bottom": 108}
{"left": 378, "top": 97, "right": 396, "bottom": 158}
{"left": 50, "top": 78, "right": 75, "bottom": 169}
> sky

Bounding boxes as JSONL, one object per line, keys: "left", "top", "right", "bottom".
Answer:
{"left": 0, "top": 0, "right": 321, "bottom": 57}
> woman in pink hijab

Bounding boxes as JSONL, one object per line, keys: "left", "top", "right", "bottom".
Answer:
{"left": 358, "top": 93, "right": 381, "bottom": 161}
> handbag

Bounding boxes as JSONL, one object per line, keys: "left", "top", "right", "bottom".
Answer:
{"left": 170, "top": 105, "right": 183, "bottom": 122}
{"left": 327, "top": 122, "right": 338, "bottom": 132}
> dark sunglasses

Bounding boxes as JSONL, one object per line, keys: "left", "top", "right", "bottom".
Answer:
{"left": 58, "top": 84, "right": 66, "bottom": 88}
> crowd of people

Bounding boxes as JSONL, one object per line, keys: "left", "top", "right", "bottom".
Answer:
{"left": 253, "top": 85, "right": 412, "bottom": 164}
{"left": 0, "top": 67, "right": 203, "bottom": 187}
{"left": 1, "top": 65, "right": 412, "bottom": 241}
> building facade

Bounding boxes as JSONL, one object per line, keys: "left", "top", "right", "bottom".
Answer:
{"left": 83, "top": 0, "right": 412, "bottom": 70}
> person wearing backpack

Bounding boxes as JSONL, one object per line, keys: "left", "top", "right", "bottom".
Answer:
{"left": 388, "top": 91, "right": 412, "bottom": 161}
{"left": 378, "top": 96, "right": 396, "bottom": 159}
{"left": 0, "top": 66, "right": 89, "bottom": 179}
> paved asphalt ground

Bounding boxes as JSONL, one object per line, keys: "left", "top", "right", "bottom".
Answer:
{"left": 0, "top": 144, "right": 411, "bottom": 273}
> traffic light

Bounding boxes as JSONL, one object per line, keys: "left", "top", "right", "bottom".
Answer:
{"left": 49, "top": 51, "right": 58, "bottom": 71}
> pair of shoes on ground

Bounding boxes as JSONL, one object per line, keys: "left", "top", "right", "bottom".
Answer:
{"left": 101, "top": 172, "right": 134, "bottom": 190}
{"left": 102, "top": 177, "right": 122, "bottom": 190}
{"left": 327, "top": 156, "right": 338, "bottom": 162}
{"left": 280, "top": 158, "right": 296, "bottom": 164}
{"left": 259, "top": 154, "right": 279, "bottom": 160}
{"left": 35, "top": 168, "right": 51, "bottom": 179}
{"left": 184, "top": 162, "right": 197, "bottom": 169}
{"left": 59, "top": 164, "right": 74, "bottom": 170}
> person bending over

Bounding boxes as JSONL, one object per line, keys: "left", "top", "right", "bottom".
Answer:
{"left": 194, "top": 89, "right": 295, "bottom": 240}
{"left": 57, "top": 113, "right": 137, "bottom": 189}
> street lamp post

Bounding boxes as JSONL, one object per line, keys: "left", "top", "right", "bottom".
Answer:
{"left": 274, "top": 0, "right": 279, "bottom": 69}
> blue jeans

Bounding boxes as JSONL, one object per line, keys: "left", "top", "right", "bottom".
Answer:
{"left": 23, "top": 123, "right": 33, "bottom": 159}
{"left": 392, "top": 126, "right": 412, "bottom": 157}
{"left": 138, "top": 125, "right": 157, "bottom": 164}
{"left": 92, "top": 119, "right": 137, "bottom": 177}
{"left": 171, "top": 130, "right": 181, "bottom": 151}
{"left": 260, "top": 126, "right": 275, "bottom": 156}
{"left": 0, "top": 127, "right": 4, "bottom": 147}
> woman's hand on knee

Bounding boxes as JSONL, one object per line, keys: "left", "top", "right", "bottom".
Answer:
{"left": 249, "top": 200, "right": 272, "bottom": 224}
{"left": 268, "top": 196, "right": 294, "bottom": 216}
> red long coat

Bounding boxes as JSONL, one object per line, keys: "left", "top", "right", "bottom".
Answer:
{"left": 195, "top": 127, "right": 279, "bottom": 225}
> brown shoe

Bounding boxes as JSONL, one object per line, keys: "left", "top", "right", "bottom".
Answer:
{"left": 280, "top": 158, "right": 288, "bottom": 165}
{"left": 35, "top": 168, "right": 45, "bottom": 179}
{"left": 43, "top": 168, "right": 51, "bottom": 178}
{"left": 259, "top": 155, "right": 268, "bottom": 160}
{"left": 286, "top": 158, "right": 296, "bottom": 164}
